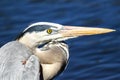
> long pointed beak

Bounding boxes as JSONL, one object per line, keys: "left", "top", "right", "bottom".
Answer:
{"left": 60, "top": 26, "right": 115, "bottom": 37}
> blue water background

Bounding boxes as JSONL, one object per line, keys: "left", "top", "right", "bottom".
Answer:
{"left": 0, "top": 0, "right": 120, "bottom": 80}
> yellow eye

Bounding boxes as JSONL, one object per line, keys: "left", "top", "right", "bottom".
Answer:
{"left": 47, "top": 29, "right": 52, "bottom": 34}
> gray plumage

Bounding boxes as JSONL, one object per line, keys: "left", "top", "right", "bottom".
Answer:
{"left": 0, "top": 41, "right": 68, "bottom": 80}
{"left": 0, "top": 41, "right": 40, "bottom": 80}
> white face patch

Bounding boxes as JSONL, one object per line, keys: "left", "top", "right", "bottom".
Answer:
{"left": 24, "top": 31, "right": 62, "bottom": 44}
{"left": 18, "top": 22, "right": 65, "bottom": 47}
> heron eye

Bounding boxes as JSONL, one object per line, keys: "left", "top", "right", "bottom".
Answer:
{"left": 47, "top": 29, "right": 52, "bottom": 34}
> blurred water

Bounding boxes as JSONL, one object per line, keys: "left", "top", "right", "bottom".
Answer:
{"left": 0, "top": 0, "right": 120, "bottom": 80}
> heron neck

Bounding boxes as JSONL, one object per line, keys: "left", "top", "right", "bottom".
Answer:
{"left": 17, "top": 34, "right": 41, "bottom": 49}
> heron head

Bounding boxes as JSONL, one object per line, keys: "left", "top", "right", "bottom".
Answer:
{"left": 17, "top": 22, "right": 115, "bottom": 48}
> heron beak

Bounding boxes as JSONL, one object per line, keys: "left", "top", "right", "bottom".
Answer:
{"left": 60, "top": 26, "right": 115, "bottom": 38}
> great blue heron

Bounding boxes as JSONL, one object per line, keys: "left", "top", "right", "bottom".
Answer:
{"left": 0, "top": 22, "right": 115, "bottom": 80}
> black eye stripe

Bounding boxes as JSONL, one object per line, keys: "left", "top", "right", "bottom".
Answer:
{"left": 17, "top": 25, "right": 51, "bottom": 39}
{"left": 24, "top": 25, "right": 51, "bottom": 33}
{"left": 17, "top": 24, "right": 61, "bottom": 40}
